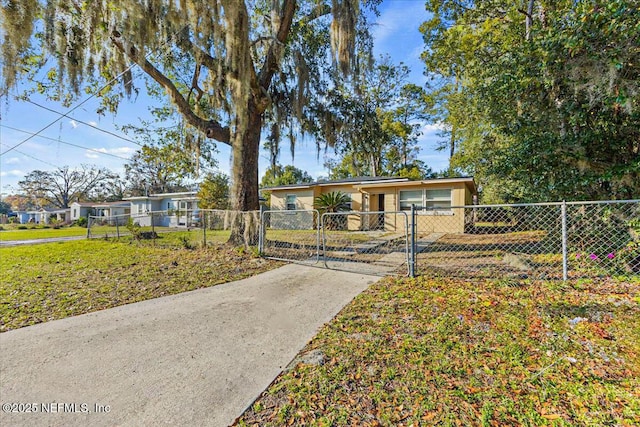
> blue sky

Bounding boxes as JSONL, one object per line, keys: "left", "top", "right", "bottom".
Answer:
{"left": 0, "top": 0, "right": 447, "bottom": 195}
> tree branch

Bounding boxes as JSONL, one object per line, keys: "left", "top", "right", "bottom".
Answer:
{"left": 258, "top": 0, "right": 297, "bottom": 94}
{"left": 111, "top": 34, "right": 231, "bottom": 145}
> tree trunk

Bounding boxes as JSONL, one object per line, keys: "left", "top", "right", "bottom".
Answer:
{"left": 228, "top": 101, "right": 262, "bottom": 245}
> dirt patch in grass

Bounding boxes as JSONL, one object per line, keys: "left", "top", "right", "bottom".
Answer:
{"left": 235, "top": 276, "right": 640, "bottom": 427}
{"left": 0, "top": 239, "right": 281, "bottom": 332}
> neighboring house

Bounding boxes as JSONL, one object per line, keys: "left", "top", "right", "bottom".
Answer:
{"left": 12, "top": 211, "right": 30, "bottom": 224}
{"left": 20, "top": 208, "right": 67, "bottom": 224}
{"left": 265, "top": 176, "right": 477, "bottom": 233}
{"left": 124, "top": 191, "right": 199, "bottom": 227}
{"left": 92, "top": 201, "right": 131, "bottom": 217}
{"left": 48, "top": 208, "right": 70, "bottom": 223}
{"left": 70, "top": 202, "right": 95, "bottom": 222}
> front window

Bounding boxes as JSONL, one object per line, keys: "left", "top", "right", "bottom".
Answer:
{"left": 399, "top": 190, "right": 423, "bottom": 211}
{"left": 426, "top": 189, "right": 452, "bottom": 210}
{"left": 286, "top": 195, "right": 297, "bottom": 210}
{"left": 399, "top": 189, "right": 452, "bottom": 212}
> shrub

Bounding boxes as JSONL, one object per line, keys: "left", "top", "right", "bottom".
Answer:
{"left": 17, "top": 225, "right": 28, "bottom": 230}
{"left": 75, "top": 217, "right": 88, "bottom": 227}
{"left": 126, "top": 218, "right": 142, "bottom": 240}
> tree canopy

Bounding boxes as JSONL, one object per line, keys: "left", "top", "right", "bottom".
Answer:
{"left": 1, "top": 1, "right": 378, "bottom": 218}
{"left": 17, "top": 165, "right": 115, "bottom": 208}
{"left": 197, "top": 172, "right": 230, "bottom": 210}
{"left": 260, "top": 164, "right": 314, "bottom": 188}
{"left": 421, "top": 0, "right": 640, "bottom": 202}
{"left": 320, "top": 56, "right": 430, "bottom": 178}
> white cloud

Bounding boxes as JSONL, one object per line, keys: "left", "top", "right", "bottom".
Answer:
{"left": 88, "top": 121, "right": 98, "bottom": 127}
{"left": 421, "top": 122, "right": 448, "bottom": 133}
{"left": 85, "top": 152, "right": 100, "bottom": 159}
{"left": 5, "top": 157, "right": 21, "bottom": 165}
{"left": 69, "top": 120, "right": 78, "bottom": 129}
{"left": 0, "top": 169, "right": 24, "bottom": 177}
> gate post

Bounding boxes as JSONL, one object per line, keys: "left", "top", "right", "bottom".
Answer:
{"left": 258, "top": 205, "right": 266, "bottom": 254}
{"left": 410, "top": 204, "right": 416, "bottom": 277}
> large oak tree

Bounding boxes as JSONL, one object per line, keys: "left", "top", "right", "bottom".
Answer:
{"left": 18, "top": 165, "right": 115, "bottom": 208}
{"left": 1, "top": 0, "right": 377, "bottom": 242}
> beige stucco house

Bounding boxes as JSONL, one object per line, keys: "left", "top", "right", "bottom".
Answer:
{"left": 265, "top": 176, "right": 477, "bottom": 233}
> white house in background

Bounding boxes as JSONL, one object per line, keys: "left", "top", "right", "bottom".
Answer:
{"left": 124, "top": 191, "right": 199, "bottom": 227}
{"left": 70, "top": 202, "right": 94, "bottom": 222}
{"left": 20, "top": 208, "right": 68, "bottom": 224}
{"left": 92, "top": 201, "right": 131, "bottom": 218}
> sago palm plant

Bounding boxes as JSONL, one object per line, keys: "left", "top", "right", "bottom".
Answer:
{"left": 315, "top": 191, "right": 352, "bottom": 230}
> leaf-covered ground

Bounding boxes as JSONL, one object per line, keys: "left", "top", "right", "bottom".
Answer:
{"left": 236, "top": 276, "right": 640, "bottom": 427}
{"left": 0, "top": 237, "right": 281, "bottom": 331}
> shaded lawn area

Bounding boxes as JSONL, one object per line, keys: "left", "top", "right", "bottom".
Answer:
{"left": 0, "top": 237, "right": 281, "bottom": 332}
{"left": 236, "top": 276, "right": 640, "bottom": 427}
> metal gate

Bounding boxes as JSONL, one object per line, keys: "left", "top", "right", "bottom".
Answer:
{"left": 321, "top": 211, "right": 410, "bottom": 276}
{"left": 260, "top": 210, "right": 410, "bottom": 276}
{"left": 260, "top": 209, "right": 320, "bottom": 264}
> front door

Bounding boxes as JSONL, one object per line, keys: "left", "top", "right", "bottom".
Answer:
{"left": 377, "top": 194, "right": 385, "bottom": 230}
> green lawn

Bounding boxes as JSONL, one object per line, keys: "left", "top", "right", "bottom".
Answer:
{"left": 236, "top": 276, "right": 640, "bottom": 427}
{"left": 0, "top": 237, "right": 280, "bottom": 331}
{"left": 0, "top": 226, "right": 88, "bottom": 241}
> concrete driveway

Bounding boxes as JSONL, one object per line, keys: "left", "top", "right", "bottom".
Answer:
{"left": 0, "top": 264, "right": 379, "bottom": 427}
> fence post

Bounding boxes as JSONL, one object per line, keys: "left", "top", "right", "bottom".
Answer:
{"left": 561, "top": 200, "right": 568, "bottom": 281}
{"left": 150, "top": 212, "right": 156, "bottom": 244}
{"left": 258, "top": 205, "right": 265, "bottom": 254}
{"left": 87, "top": 216, "right": 92, "bottom": 239}
{"left": 116, "top": 217, "right": 120, "bottom": 239}
{"left": 202, "top": 211, "right": 207, "bottom": 247}
{"left": 410, "top": 204, "right": 416, "bottom": 277}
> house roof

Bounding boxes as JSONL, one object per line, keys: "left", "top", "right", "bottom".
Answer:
{"left": 356, "top": 176, "right": 476, "bottom": 192}
{"left": 264, "top": 176, "right": 476, "bottom": 193}
{"left": 124, "top": 191, "right": 198, "bottom": 201}
{"left": 262, "top": 176, "right": 409, "bottom": 191}
{"left": 70, "top": 202, "right": 95, "bottom": 207}
{"left": 92, "top": 201, "right": 130, "bottom": 208}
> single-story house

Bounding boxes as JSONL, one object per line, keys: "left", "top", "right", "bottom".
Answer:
{"left": 18, "top": 208, "right": 69, "bottom": 224}
{"left": 12, "top": 211, "right": 31, "bottom": 224}
{"left": 124, "top": 191, "right": 199, "bottom": 227}
{"left": 92, "top": 201, "right": 131, "bottom": 218}
{"left": 70, "top": 202, "right": 95, "bottom": 222}
{"left": 265, "top": 176, "right": 477, "bottom": 233}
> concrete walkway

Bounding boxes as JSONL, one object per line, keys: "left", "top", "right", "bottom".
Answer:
{"left": 0, "top": 264, "right": 379, "bottom": 427}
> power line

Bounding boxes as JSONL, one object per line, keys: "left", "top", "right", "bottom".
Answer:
{"left": 0, "top": 24, "right": 189, "bottom": 158}
{"left": 0, "top": 141, "right": 58, "bottom": 168}
{"left": 24, "top": 100, "right": 143, "bottom": 147}
{"left": 0, "top": 124, "right": 132, "bottom": 160}
{"left": 0, "top": 60, "right": 142, "bottom": 156}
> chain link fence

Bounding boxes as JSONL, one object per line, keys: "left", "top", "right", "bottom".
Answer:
{"left": 85, "top": 201, "right": 638, "bottom": 281}
{"left": 88, "top": 209, "right": 260, "bottom": 247}
{"left": 321, "top": 211, "right": 409, "bottom": 276}
{"left": 415, "top": 200, "right": 639, "bottom": 280}
{"left": 260, "top": 210, "right": 320, "bottom": 264}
